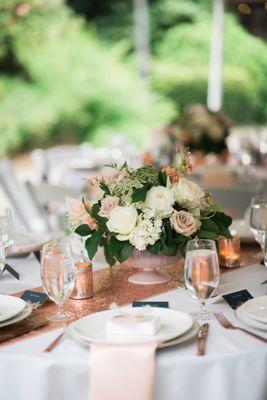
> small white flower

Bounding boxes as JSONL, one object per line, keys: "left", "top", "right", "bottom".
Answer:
{"left": 107, "top": 205, "right": 137, "bottom": 235}
{"left": 145, "top": 186, "right": 175, "bottom": 218}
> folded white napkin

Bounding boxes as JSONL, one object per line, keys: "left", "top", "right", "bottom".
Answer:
{"left": 106, "top": 313, "right": 162, "bottom": 336}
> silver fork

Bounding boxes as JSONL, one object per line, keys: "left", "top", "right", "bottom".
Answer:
{"left": 214, "top": 312, "right": 267, "bottom": 343}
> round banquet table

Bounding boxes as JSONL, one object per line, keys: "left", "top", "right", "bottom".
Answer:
{"left": 0, "top": 254, "right": 267, "bottom": 400}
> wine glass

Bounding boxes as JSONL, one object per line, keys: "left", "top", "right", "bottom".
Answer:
{"left": 0, "top": 208, "right": 14, "bottom": 250}
{"left": 41, "top": 238, "right": 75, "bottom": 322}
{"left": 0, "top": 240, "right": 5, "bottom": 275}
{"left": 184, "top": 239, "right": 220, "bottom": 323}
{"left": 250, "top": 196, "right": 267, "bottom": 266}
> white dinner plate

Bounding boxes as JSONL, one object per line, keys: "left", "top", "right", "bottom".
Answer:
{"left": 71, "top": 308, "right": 194, "bottom": 345}
{"left": 0, "top": 295, "right": 27, "bottom": 323}
{"left": 67, "top": 319, "right": 199, "bottom": 349}
{"left": 240, "top": 296, "right": 267, "bottom": 324}
{"left": 236, "top": 306, "right": 267, "bottom": 331}
{"left": 0, "top": 302, "right": 32, "bottom": 328}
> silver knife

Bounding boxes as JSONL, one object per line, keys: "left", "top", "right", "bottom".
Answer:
{"left": 197, "top": 323, "right": 209, "bottom": 356}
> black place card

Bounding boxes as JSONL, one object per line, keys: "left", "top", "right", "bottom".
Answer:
{"left": 4, "top": 264, "right": 20, "bottom": 280}
{"left": 261, "top": 280, "right": 267, "bottom": 285}
{"left": 223, "top": 289, "right": 253, "bottom": 310}
{"left": 132, "top": 301, "right": 169, "bottom": 308}
{"left": 21, "top": 290, "right": 48, "bottom": 308}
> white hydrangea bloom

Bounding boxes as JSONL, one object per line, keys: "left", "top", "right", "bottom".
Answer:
{"left": 128, "top": 214, "right": 163, "bottom": 251}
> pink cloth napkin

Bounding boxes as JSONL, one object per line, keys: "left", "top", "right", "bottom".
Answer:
{"left": 90, "top": 341, "right": 158, "bottom": 400}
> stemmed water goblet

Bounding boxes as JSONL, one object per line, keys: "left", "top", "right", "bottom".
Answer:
{"left": 0, "top": 208, "right": 14, "bottom": 251}
{"left": 250, "top": 196, "right": 267, "bottom": 266}
{"left": 41, "top": 238, "right": 75, "bottom": 322}
{"left": 184, "top": 239, "right": 220, "bottom": 323}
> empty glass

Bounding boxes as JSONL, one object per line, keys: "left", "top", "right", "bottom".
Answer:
{"left": 184, "top": 239, "right": 220, "bottom": 323}
{"left": 250, "top": 196, "right": 267, "bottom": 266}
{"left": 0, "top": 208, "right": 14, "bottom": 250}
{"left": 41, "top": 238, "right": 75, "bottom": 322}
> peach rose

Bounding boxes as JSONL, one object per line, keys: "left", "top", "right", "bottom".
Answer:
{"left": 99, "top": 196, "right": 120, "bottom": 218}
{"left": 170, "top": 210, "right": 197, "bottom": 237}
{"left": 66, "top": 197, "right": 97, "bottom": 230}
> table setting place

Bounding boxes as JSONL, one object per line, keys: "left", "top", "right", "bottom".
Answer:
{"left": 1, "top": 153, "right": 267, "bottom": 400}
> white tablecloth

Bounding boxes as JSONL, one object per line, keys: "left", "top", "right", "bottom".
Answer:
{"left": 1, "top": 255, "right": 267, "bottom": 400}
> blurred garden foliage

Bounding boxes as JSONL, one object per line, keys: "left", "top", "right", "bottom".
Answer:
{"left": 1, "top": 0, "right": 267, "bottom": 155}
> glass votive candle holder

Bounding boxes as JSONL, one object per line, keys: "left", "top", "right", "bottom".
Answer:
{"left": 218, "top": 236, "right": 241, "bottom": 268}
{"left": 70, "top": 260, "right": 93, "bottom": 300}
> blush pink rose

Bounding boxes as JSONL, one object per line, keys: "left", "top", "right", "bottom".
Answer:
{"left": 170, "top": 210, "right": 197, "bottom": 237}
{"left": 99, "top": 196, "right": 119, "bottom": 218}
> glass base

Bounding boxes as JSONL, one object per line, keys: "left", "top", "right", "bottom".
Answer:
{"left": 191, "top": 309, "right": 213, "bottom": 324}
{"left": 46, "top": 310, "right": 74, "bottom": 323}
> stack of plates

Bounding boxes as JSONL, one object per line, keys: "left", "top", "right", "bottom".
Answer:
{"left": 236, "top": 296, "right": 267, "bottom": 331}
{"left": 0, "top": 295, "right": 32, "bottom": 328}
{"left": 68, "top": 308, "right": 199, "bottom": 349}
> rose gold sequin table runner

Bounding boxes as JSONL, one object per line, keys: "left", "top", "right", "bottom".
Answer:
{"left": 0, "top": 262, "right": 184, "bottom": 347}
{"left": 0, "top": 243, "right": 261, "bottom": 347}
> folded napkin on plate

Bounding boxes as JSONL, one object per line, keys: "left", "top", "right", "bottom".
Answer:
{"left": 106, "top": 313, "right": 161, "bottom": 336}
{"left": 90, "top": 341, "right": 157, "bottom": 400}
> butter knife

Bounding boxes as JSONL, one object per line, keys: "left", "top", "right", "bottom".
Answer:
{"left": 197, "top": 323, "right": 209, "bottom": 356}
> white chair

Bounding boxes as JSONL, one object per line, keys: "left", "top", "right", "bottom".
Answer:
{"left": 0, "top": 158, "right": 50, "bottom": 233}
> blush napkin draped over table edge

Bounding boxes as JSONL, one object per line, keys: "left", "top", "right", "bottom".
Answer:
{"left": 90, "top": 341, "right": 158, "bottom": 400}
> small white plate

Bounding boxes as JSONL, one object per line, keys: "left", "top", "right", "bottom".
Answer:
{"left": 0, "top": 302, "right": 32, "bottom": 328}
{"left": 0, "top": 295, "right": 27, "bottom": 323}
{"left": 240, "top": 296, "right": 267, "bottom": 324}
{"left": 236, "top": 306, "right": 267, "bottom": 331}
{"left": 67, "top": 320, "right": 199, "bottom": 349}
{"left": 71, "top": 308, "right": 194, "bottom": 345}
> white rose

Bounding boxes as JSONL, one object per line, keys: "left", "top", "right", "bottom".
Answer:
{"left": 172, "top": 178, "right": 204, "bottom": 205}
{"left": 107, "top": 205, "right": 137, "bottom": 235}
{"left": 170, "top": 210, "right": 197, "bottom": 237}
{"left": 99, "top": 196, "right": 119, "bottom": 218}
{"left": 145, "top": 186, "right": 175, "bottom": 217}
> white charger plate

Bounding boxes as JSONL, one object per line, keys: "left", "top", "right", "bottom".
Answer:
{"left": 0, "top": 302, "right": 32, "bottom": 328}
{"left": 67, "top": 319, "right": 199, "bottom": 349}
{"left": 240, "top": 296, "right": 267, "bottom": 324}
{"left": 0, "top": 295, "right": 26, "bottom": 322}
{"left": 71, "top": 308, "right": 194, "bottom": 345}
{"left": 236, "top": 306, "right": 267, "bottom": 331}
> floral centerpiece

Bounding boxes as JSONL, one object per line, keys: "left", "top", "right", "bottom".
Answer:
{"left": 73, "top": 148, "right": 232, "bottom": 280}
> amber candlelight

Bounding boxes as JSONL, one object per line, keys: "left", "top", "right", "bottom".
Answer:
{"left": 218, "top": 236, "right": 241, "bottom": 268}
{"left": 70, "top": 260, "right": 93, "bottom": 300}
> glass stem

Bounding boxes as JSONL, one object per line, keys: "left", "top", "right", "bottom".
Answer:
{"left": 56, "top": 304, "right": 63, "bottom": 315}
{"left": 200, "top": 300, "right": 206, "bottom": 321}
{"left": 263, "top": 232, "right": 267, "bottom": 267}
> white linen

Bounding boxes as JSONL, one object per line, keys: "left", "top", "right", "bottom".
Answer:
{"left": 0, "top": 255, "right": 267, "bottom": 400}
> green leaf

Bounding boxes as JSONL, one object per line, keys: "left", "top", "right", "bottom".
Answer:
{"left": 100, "top": 181, "right": 111, "bottom": 196}
{"left": 82, "top": 197, "right": 92, "bottom": 215}
{"left": 103, "top": 239, "right": 116, "bottom": 267}
{"left": 74, "top": 224, "right": 93, "bottom": 237}
{"left": 173, "top": 233, "right": 186, "bottom": 245}
{"left": 197, "top": 230, "right": 219, "bottom": 240}
{"left": 147, "top": 240, "right": 161, "bottom": 254}
{"left": 212, "top": 212, "right": 232, "bottom": 228}
{"left": 165, "top": 219, "right": 174, "bottom": 245}
{"left": 162, "top": 243, "right": 177, "bottom": 256}
{"left": 158, "top": 171, "right": 167, "bottom": 186}
{"left": 108, "top": 236, "right": 123, "bottom": 259}
{"left": 108, "top": 236, "right": 132, "bottom": 263}
{"left": 200, "top": 219, "right": 220, "bottom": 233}
{"left": 91, "top": 202, "right": 107, "bottom": 229}
{"left": 85, "top": 230, "right": 103, "bottom": 260}
{"left": 132, "top": 185, "right": 149, "bottom": 203}
{"left": 117, "top": 242, "right": 133, "bottom": 263}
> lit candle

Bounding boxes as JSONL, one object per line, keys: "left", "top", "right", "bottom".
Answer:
{"left": 218, "top": 236, "right": 241, "bottom": 268}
